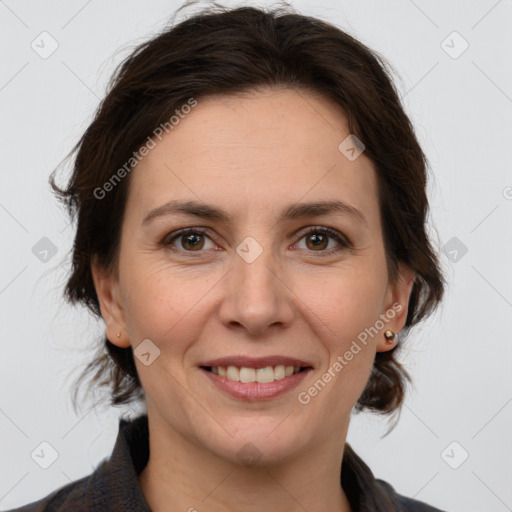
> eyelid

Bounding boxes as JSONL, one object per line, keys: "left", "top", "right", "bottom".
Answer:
{"left": 295, "top": 225, "right": 352, "bottom": 246}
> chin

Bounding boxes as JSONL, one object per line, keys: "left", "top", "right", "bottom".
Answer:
{"left": 202, "top": 421, "right": 308, "bottom": 467}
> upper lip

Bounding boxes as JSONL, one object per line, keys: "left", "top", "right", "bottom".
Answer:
{"left": 199, "top": 356, "right": 313, "bottom": 369}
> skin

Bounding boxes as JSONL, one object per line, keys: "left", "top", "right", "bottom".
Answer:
{"left": 92, "top": 87, "right": 415, "bottom": 512}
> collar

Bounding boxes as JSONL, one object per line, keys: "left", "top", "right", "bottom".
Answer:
{"left": 86, "top": 414, "right": 151, "bottom": 510}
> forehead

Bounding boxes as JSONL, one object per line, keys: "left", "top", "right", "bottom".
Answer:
{"left": 126, "top": 87, "right": 379, "bottom": 225}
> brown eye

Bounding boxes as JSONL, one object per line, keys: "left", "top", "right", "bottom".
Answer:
{"left": 164, "top": 228, "right": 214, "bottom": 252}
{"left": 304, "top": 232, "right": 329, "bottom": 250}
{"left": 295, "top": 227, "right": 351, "bottom": 255}
{"left": 180, "top": 232, "right": 205, "bottom": 251}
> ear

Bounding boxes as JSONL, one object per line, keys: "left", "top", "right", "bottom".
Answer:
{"left": 376, "top": 261, "right": 416, "bottom": 353}
{"left": 91, "top": 257, "right": 130, "bottom": 348}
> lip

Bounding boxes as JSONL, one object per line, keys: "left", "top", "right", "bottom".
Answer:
{"left": 200, "top": 366, "right": 313, "bottom": 401}
{"left": 198, "top": 355, "right": 313, "bottom": 369}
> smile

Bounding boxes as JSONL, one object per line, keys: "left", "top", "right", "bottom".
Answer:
{"left": 199, "top": 365, "right": 313, "bottom": 401}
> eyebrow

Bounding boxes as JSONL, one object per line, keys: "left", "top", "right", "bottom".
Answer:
{"left": 142, "top": 199, "right": 368, "bottom": 227}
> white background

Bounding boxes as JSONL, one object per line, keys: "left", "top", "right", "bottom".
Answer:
{"left": 1, "top": 1, "right": 511, "bottom": 511}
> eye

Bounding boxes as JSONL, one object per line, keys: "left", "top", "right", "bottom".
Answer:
{"left": 294, "top": 226, "right": 352, "bottom": 256}
{"left": 163, "top": 228, "right": 216, "bottom": 253}
{"left": 162, "top": 226, "right": 352, "bottom": 256}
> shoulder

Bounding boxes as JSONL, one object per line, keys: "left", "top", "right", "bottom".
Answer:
{"left": 2, "top": 474, "right": 91, "bottom": 512}
{"left": 376, "top": 478, "right": 448, "bottom": 512}
{"left": 3, "top": 415, "right": 150, "bottom": 512}
{"left": 342, "top": 443, "right": 448, "bottom": 512}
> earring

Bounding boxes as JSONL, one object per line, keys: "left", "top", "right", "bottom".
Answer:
{"left": 384, "top": 330, "right": 396, "bottom": 344}
{"left": 117, "top": 331, "right": 121, "bottom": 338}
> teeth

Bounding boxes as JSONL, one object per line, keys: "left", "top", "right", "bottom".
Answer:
{"left": 211, "top": 365, "right": 302, "bottom": 383}
{"left": 226, "top": 365, "right": 240, "bottom": 381}
{"left": 240, "top": 367, "right": 256, "bottom": 383}
{"left": 273, "top": 365, "right": 285, "bottom": 380}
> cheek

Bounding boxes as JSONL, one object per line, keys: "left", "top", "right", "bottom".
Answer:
{"left": 121, "top": 266, "right": 215, "bottom": 405}
{"left": 119, "top": 254, "right": 215, "bottom": 350}
{"left": 292, "top": 263, "right": 385, "bottom": 398}
{"left": 295, "top": 260, "right": 387, "bottom": 343}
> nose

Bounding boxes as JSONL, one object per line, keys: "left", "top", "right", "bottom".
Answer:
{"left": 218, "top": 243, "right": 294, "bottom": 336}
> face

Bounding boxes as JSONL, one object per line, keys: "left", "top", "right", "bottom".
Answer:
{"left": 92, "top": 87, "right": 414, "bottom": 465}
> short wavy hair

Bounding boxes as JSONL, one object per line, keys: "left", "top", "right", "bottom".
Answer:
{"left": 51, "top": 2, "right": 446, "bottom": 423}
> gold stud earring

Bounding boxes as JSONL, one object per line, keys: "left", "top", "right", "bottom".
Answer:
{"left": 384, "top": 330, "right": 396, "bottom": 344}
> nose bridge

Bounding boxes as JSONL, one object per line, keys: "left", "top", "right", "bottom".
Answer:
{"left": 233, "top": 237, "right": 279, "bottom": 306}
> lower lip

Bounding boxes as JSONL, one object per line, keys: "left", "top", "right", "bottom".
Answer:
{"left": 200, "top": 367, "right": 312, "bottom": 401}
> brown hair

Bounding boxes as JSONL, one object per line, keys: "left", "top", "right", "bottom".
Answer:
{"left": 51, "top": 2, "right": 445, "bottom": 421}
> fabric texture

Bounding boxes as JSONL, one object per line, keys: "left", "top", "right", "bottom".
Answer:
{"left": 5, "top": 414, "right": 447, "bottom": 512}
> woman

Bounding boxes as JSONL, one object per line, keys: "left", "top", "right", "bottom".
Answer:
{"left": 7, "top": 3, "right": 447, "bottom": 511}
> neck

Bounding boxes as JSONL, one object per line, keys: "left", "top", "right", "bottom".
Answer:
{"left": 137, "top": 409, "right": 353, "bottom": 512}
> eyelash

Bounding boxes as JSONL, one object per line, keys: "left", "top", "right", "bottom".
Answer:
{"left": 162, "top": 226, "right": 352, "bottom": 257}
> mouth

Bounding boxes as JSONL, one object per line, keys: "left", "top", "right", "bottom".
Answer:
{"left": 199, "top": 362, "right": 313, "bottom": 401}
